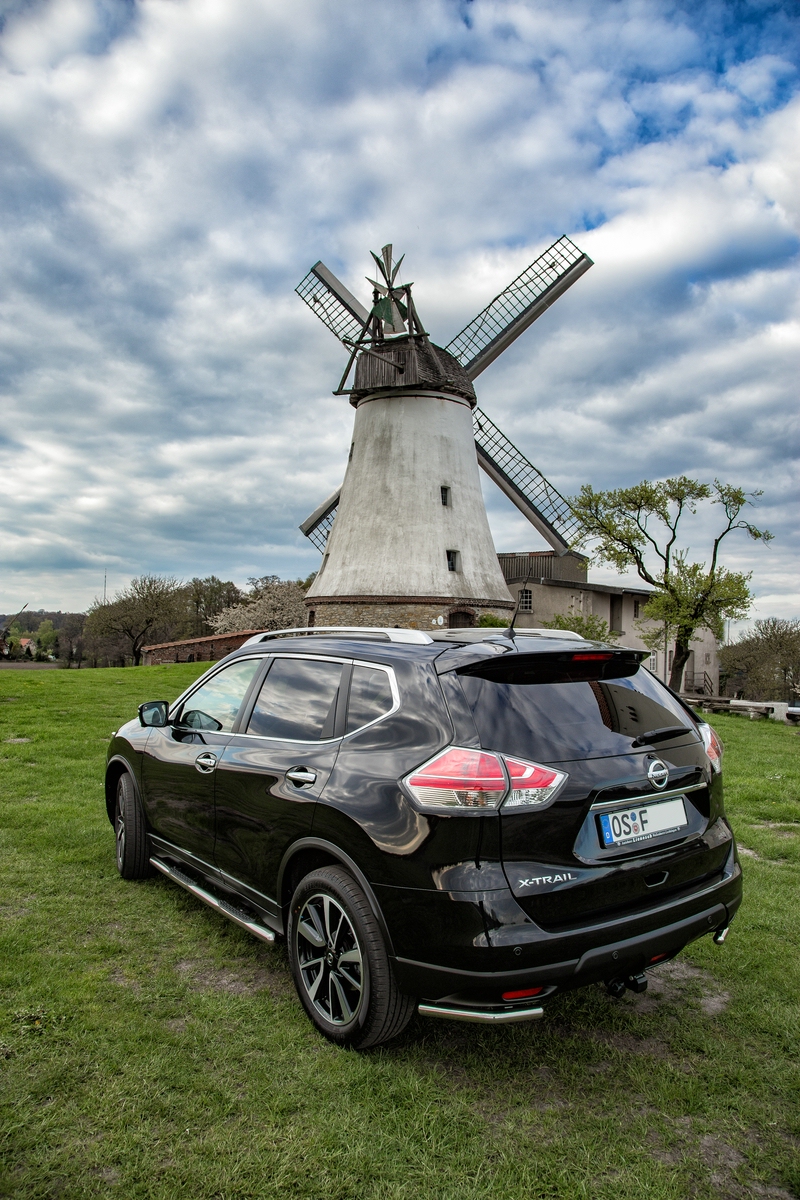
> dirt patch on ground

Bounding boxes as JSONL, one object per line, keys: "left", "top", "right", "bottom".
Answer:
{"left": 624, "top": 958, "right": 730, "bottom": 1017}
{"left": 646, "top": 1124, "right": 796, "bottom": 1198}
{"left": 750, "top": 823, "right": 799, "bottom": 839}
{"left": 175, "top": 955, "right": 291, "bottom": 998}
{"left": 738, "top": 845, "right": 761, "bottom": 858}
{"left": 592, "top": 1030, "right": 672, "bottom": 1058}
{"left": 0, "top": 899, "right": 34, "bottom": 919}
{"left": 108, "top": 968, "right": 142, "bottom": 994}
{"left": 698, "top": 1134, "right": 795, "bottom": 1199}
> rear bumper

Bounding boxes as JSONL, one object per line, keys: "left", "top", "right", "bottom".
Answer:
{"left": 388, "top": 862, "right": 742, "bottom": 1004}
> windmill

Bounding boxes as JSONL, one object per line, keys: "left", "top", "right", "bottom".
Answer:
{"left": 295, "top": 236, "right": 592, "bottom": 629}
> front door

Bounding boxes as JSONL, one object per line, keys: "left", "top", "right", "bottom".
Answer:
{"left": 213, "top": 655, "right": 346, "bottom": 909}
{"left": 141, "top": 656, "right": 264, "bottom": 867}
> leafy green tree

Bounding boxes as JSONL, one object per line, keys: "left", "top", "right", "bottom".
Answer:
{"left": 543, "top": 612, "right": 619, "bottom": 643}
{"left": 35, "top": 619, "right": 57, "bottom": 658}
{"left": 85, "top": 575, "right": 184, "bottom": 666}
{"left": 570, "top": 477, "right": 771, "bottom": 691}
{"left": 719, "top": 618, "right": 800, "bottom": 702}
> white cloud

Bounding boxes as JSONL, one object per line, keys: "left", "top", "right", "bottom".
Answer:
{"left": 0, "top": 0, "right": 798, "bottom": 618}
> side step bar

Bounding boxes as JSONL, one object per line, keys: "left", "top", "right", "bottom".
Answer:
{"left": 150, "top": 857, "right": 277, "bottom": 945}
{"left": 418, "top": 1002, "right": 544, "bottom": 1025}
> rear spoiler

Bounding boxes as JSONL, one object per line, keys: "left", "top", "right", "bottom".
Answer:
{"left": 435, "top": 641, "right": 647, "bottom": 677}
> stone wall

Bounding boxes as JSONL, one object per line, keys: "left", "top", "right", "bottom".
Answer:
{"left": 142, "top": 630, "right": 262, "bottom": 665}
{"left": 305, "top": 598, "right": 513, "bottom": 630}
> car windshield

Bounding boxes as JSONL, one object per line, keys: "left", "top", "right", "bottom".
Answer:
{"left": 458, "top": 659, "right": 697, "bottom": 763}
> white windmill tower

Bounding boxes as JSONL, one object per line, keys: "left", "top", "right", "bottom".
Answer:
{"left": 295, "top": 237, "right": 592, "bottom": 629}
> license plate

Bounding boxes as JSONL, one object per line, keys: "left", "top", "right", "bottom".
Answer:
{"left": 598, "top": 798, "right": 687, "bottom": 847}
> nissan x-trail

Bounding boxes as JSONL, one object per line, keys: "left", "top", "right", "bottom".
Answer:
{"left": 106, "top": 626, "right": 740, "bottom": 1048}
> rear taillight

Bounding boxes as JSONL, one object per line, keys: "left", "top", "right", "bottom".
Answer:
{"left": 403, "top": 747, "right": 507, "bottom": 810}
{"left": 698, "top": 723, "right": 724, "bottom": 773}
{"left": 403, "top": 748, "right": 568, "bottom": 812}
{"left": 502, "top": 756, "right": 568, "bottom": 809}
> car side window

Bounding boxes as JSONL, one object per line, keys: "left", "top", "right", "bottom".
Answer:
{"left": 246, "top": 658, "right": 343, "bottom": 741}
{"left": 346, "top": 665, "right": 395, "bottom": 734}
{"left": 179, "top": 658, "right": 263, "bottom": 732}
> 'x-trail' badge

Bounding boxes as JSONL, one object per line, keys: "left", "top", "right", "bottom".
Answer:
{"left": 648, "top": 759, "right": 669, "bottom": 789}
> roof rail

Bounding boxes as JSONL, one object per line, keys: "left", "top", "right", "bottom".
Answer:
{"left": 429, "top": 627, "right": 588, "bottom": 643}
{"left": 240, "top": 626, "right": 434, "bottom": 647}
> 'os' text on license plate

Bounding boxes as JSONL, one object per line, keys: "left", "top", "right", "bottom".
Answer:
{"left": 598, "top": 798, "right": 687, "bottom": 847}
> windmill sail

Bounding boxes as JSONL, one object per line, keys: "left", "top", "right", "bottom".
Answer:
{"left": 295, "top": 261, "right": 370, "bottom": 344}
{"left": 472, "top": 408, "right": 580, "bottom": 554}
{"left": 298, "top": 486, "right": 341, "bottom": 552}
{"left": 445, "top": 236, "right": 592, "bottom": 380}
{"left": 300, "top": 412, "right": 581, "bottom": 556}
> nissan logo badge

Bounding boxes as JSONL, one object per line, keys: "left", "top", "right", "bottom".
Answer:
{"left": 648, "top": 759, "right": 669, "bottom": 789}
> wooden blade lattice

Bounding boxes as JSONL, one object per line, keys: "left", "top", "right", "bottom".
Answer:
{"left": 445, "top": 236, "right": 592, "bottom": 379}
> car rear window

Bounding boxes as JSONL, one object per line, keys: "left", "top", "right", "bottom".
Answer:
{"left": 346, "top": 665, "right": 395, "bottom": 734}
{"left": 457, "top": 657, "right": 696, "bottom": 762}
{"left": 247, "top": 657, "right": 343, "bottom": 741}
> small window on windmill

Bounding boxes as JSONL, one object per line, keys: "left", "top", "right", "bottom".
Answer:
{"left": 441, "top": 486, "right": 450, "bottom": 507}
{"left": 519, "top": 588, "right": 532, "bottom": 612}
{"left": 446, "top": 550, "right": 460, "bottom": 573}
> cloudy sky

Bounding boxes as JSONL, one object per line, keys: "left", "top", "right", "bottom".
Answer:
{"left": 1, "top": 0, "right": 798, "bottom": 623}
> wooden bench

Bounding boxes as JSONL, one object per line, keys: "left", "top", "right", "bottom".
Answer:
{"left": 681, "top": 695, "right": 775, "bottom": 720}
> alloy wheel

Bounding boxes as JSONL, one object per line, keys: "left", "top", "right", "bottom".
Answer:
{"left": 294, "top": 892, "right": 364, "bottom": 1026}
{"left": 115, "top": 786, "right": 126, "bottom": 870}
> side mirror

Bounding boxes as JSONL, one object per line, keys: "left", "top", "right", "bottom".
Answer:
{"left": 138, "top": 700, "right": 170, "bottom": 728}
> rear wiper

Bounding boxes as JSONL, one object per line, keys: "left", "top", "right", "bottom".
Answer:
{"left": 631, "top": 725, "right": 692, "bottom": 747}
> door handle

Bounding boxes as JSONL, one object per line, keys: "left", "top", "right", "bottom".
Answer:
{"left": 286, "top": 767, "right": 317, "bottom": 788}
{"left": 195, "top": 752, "right": 218, "bottom": 774}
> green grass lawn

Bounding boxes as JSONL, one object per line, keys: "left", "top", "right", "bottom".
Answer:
{"left": 1, "top": 667, "right": 799, "bottom": 1199}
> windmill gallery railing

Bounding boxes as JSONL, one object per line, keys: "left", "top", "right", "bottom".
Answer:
{"left": 300, "top": 411, "right": 582, "bottom": 555}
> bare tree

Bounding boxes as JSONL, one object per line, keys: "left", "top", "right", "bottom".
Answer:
{"left": 720, "top": 618, "right": 800, "bottom": 701}
{"left": 184, "top": 576, "right": 243, "bottom": 637}
{"left": 85, "top": 575, "right": 184, "bottom": 665}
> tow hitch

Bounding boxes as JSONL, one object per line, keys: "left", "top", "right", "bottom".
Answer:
{"left": 605, "top": 972, "right": 648, "bottom": 998}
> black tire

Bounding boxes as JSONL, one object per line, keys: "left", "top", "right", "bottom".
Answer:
{"left": 288, "top": 866, "right": 415, "bottom": 1049}
{"left": 114, "top": 771, "right": 151, "bottom": 880}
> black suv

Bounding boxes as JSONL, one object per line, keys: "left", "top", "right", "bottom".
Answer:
{"left": 106, "top": 627, "right": 740, "bottom": 1048}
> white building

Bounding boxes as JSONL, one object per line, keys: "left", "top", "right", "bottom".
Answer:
{"left": 500, "top": 551, "right": 720, "bottom": 694}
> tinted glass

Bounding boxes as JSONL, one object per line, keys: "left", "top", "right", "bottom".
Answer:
{"left": 346, "top": 665, "right": 394, "bottom": 734}
{"left": 459, "top": 665, "right": 696, "bottom": 762}
{"left": 247, "top": 658, "right": 342, "bottom": 741}
{"left": 180, "top": 658, "right": 262, "bottom": 732}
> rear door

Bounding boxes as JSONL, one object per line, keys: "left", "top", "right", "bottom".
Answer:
{"left": 213, "top": 654, "right": 347, "bottom": 911}
{"left": 455, "top": 653, "right": 725, "bottom": 928}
